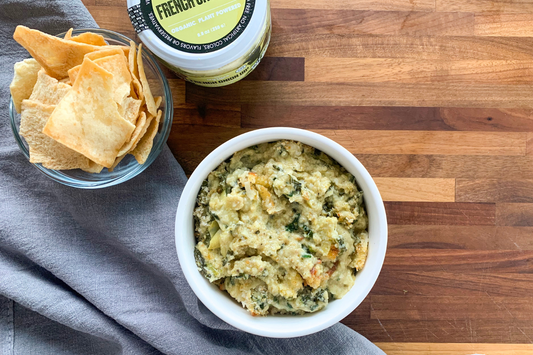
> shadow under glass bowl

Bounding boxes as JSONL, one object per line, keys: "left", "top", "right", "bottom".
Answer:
{"left": 9, "top": 28, "right": 173, "bottom": 189}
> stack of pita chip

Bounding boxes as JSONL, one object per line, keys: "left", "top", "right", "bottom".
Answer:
{"left": 10, "top": 26, "right": 163, "bottom": 173}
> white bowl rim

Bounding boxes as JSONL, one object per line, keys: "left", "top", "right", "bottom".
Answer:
{"left": 175, "top": 127, "right": 388, "bottom": 338}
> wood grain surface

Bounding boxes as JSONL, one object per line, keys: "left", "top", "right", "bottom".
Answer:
{"left": 86, "top": 0, "right": 533, "bottom": 353}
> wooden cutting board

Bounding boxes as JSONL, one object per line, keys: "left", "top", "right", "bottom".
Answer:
{"left": 86, "top": 0, "right": 533, "bottom": 353}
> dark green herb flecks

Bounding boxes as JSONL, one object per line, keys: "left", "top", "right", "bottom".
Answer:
{"left": 323, "top": 198, "right": 334, "bottom": 216}
{"left": 286, "top": 214, "right": 315, "bottom": 239}
{"left": 298, "top": 287, "right": 328, "bottom": 312}
{"left": 194, "top": 248, "right": 219, "bottom": 281}
{"left": 291, "top": 177, "right": 302, "bottom": 193}
{"left": 228, "top": 273, "right": 250, "bottom": 286}
{"left": 194, "top": 248, "right": 206, "bottom": 270}
{"left": 285, "top": 213, "right": 300, "bottom": 232}
{"left": 337, "top": 236, "right": 347, "bottom": 253}
{"left": 285, "top": 176, "right": 302, "bottom": 198}
{"left": 302, "top": 244, "right": 315, "bottom": 255}
{"left": 302, "top": 224, "right": 313, "bottom": 239}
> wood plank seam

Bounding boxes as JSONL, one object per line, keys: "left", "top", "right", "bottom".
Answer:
{"left": 187, "top": 81, "right": 533, "bottom": 108}
{"left": 376, "top": 342, "right": 533, "bottom": 354}
{"left": 305, "top": 59, "right": 533, "bottom": 84}
{"left": 374, "top": 178, "right": 455, "bottom": 202}
{"left": 315, "top": 130, "right": 527, "bottom": 156}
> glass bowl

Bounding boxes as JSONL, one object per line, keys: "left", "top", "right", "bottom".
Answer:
{"left": 9, "top": 28, "right": 173, "bottom": 189}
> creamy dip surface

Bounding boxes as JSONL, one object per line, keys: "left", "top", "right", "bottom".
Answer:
{"left": 193, "top": 140, "right": 369, "bottom": 316}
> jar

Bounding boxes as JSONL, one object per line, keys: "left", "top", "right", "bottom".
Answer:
{"left": 127, "top": 0, "right": 271, "bottom": 87}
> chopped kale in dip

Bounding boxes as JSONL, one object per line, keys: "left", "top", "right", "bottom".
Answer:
{"left": 193, "top": 140, "right": 369, "bottom": 316}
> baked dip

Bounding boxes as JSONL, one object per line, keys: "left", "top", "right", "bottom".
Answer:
{"left": 193, "top": 140, "right": 369, "bottom": 316}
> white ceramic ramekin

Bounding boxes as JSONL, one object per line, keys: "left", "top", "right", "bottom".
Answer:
{"left": 175, "top": 127, "right": 388, "bottom": 338}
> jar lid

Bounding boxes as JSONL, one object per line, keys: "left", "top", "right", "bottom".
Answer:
{"left": 127, "top": 0, "right": 268, "bottom": 71}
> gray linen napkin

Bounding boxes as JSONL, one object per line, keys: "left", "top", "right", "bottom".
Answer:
{"left": 0, "top": 1, "right": 385, "bottom": 354}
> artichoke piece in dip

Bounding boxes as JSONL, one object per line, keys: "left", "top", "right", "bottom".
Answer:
{"left": 193, "top": 140, "right": 369, "bottom": 316}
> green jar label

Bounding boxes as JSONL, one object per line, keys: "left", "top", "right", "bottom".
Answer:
{"left": 140, "top": 0, "right": 255, "bottom": 53}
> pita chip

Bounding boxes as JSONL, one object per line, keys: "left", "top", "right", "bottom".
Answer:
{"left": 10, "top": 58, "right": 41, "bottom": 113}
{"left": 43, "top": 58, "right": 135, "bottom": 168}
{"left": 69, "top": 32, "right": 107, "bottom": 46}
{"left": 137, "top": 44, "right": 157, "bottom": 116}
{"left": 131, "top": 109, "right": 161, "bottom": 164}
{"left": 13, "top": 25, "right": 99, "bottom": 79}
{"left": 20, "top": 100, "right": 90, "bottom": 170}
{"left": 29, "top": 69, "right": 71, "bottom": 105}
